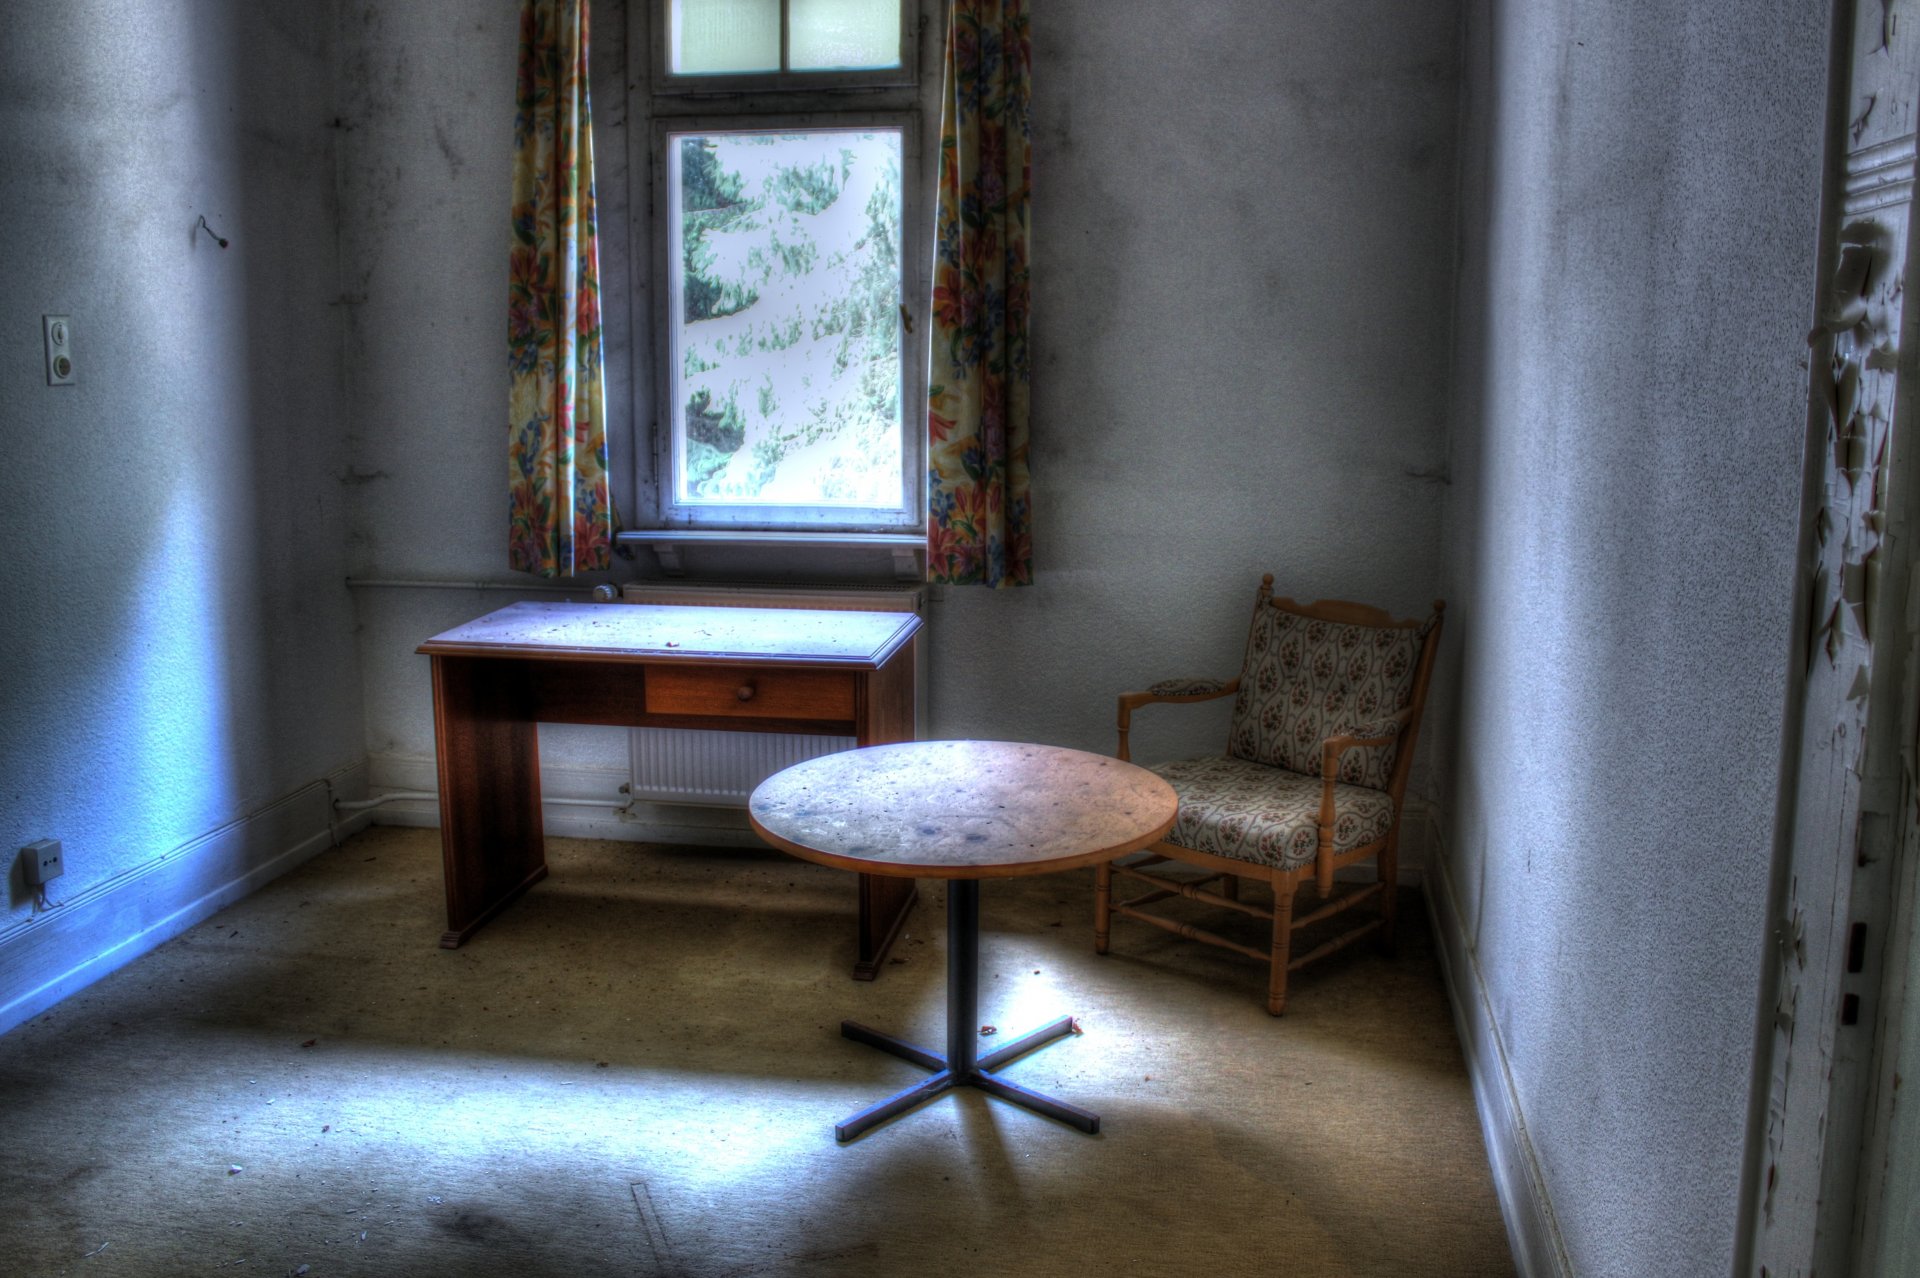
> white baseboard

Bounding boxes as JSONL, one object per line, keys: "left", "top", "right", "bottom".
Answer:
{"left": 0, "top": 760, "right": 376, "bottom": 1039}
{"left": 1424, "top": 834, "right": 1571, "bottom": 1277}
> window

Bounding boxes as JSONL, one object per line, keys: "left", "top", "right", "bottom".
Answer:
{"left": 665, "top": 122, "right": 908, "bottom": 522}
{"left": 658, "top": 0, "right": 912, "bottom": 91}
{"left": 642, "top": 0, "right": 927, "bottom": 538}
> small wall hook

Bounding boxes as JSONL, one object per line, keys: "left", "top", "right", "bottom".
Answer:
{"left": 197, "top": 215, "right": 230, "bottom": 249}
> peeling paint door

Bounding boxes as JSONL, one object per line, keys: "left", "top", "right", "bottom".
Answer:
{"left": 1746, "top": 2, "right": 1920, "bottom": 1275}
{"left": 1853, "top": 852, "right": 1920, "bottom": 1272}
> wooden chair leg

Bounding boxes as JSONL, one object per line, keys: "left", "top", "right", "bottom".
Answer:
{"left": 1378, "top": 836, "right": 1400, "bottom": 956}
{"left": 1268, "top": 870, "right": 1297, "bottom": 1016}
{"left": 1094, "top": 859, "right": 1113, "bottom": 954}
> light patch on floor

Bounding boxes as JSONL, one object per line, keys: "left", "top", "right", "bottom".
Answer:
{"left": 0, "top": 827, "right": 1511, "bottom": 1276}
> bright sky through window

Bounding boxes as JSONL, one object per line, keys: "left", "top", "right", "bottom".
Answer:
{"left": 667, "top": 129, "right": 906, "bottom": 510}
{"left": 671, "top": 0, "right": 902, "bottom": 75}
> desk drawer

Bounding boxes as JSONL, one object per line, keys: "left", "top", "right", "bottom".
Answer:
{"left": 645, "top": 666, "right": 856, "bottom": 722}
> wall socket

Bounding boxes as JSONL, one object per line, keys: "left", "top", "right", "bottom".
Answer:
{"left": 23, "top": 839, "right": 63, "bottom": 885}
{"left": 43, "top": 315, "right": 74, "bottom": 386}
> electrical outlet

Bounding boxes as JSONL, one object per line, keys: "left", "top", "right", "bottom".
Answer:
{"left": 43, "top": 315, "right": 74, "bottom": 386}
{"left": 23, "top": 839, "right": 63, "bottom": 885}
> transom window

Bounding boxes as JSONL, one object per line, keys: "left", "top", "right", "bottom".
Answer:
{"left": 660, "top": 0, "right": 912, "bottom": 91}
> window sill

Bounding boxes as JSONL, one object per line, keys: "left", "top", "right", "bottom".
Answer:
{"left": 617, "top": 529, "right": 925, "bottom": 579}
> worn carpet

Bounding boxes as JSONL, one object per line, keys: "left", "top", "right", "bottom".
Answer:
{"left": 0, "top": 827, "right": 1512, "bottom": 1277}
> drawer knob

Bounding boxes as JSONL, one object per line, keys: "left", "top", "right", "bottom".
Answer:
{"left": 735, "top": 683, "right": 756, "bottom": 702}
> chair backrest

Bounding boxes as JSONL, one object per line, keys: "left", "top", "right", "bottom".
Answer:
{"left": 1228, "top": 578, "right": 1438, "bottom": 790}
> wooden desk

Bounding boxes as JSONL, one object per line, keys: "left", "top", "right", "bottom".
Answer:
{"left": 418, "top": 601, "right": 921, "bottom": 978}
{"left": 750, "top": 740, "right": 1178, "bottom": 1140}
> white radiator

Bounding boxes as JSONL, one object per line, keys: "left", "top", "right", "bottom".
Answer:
{"left": 618, "top": 583, "right": 927, "bottom": 808}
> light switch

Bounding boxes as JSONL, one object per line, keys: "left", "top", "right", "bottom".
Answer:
{"left": 43, "top": 314, "right": 74, "bottom": 386}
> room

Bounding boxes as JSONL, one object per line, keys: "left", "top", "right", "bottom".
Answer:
{"left": 3, "top": 1, "right": 1908, "bottom": 1274}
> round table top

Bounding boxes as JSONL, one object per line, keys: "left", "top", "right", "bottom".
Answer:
{"left": 747, "top": 740, "right": 1179, "bottom": 879}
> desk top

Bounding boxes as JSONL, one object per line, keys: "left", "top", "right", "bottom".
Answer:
{"left": 416, "top": 601, "right": 920, "bottom": 668}
{"left": 748, "top": 741, "right": 1178, "bottom": 879}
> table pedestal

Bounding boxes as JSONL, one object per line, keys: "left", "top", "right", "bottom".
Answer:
{"left": 833, "top": 879, "right": 1099, "bottom": 1142}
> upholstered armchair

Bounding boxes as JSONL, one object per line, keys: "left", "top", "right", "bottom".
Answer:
{"left": 1096, "top": 575, "right": 1444, "bottom": 1015}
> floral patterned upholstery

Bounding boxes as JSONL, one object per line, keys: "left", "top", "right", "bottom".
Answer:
{"left": 1146, "top": 678, "right": 1230, "bottom": 698}
{"left": 1229, "top": 598, "right": 1425, "bottom": 790}
{"left": 1148, "top": 756, "right": 1396, "bottom": 869}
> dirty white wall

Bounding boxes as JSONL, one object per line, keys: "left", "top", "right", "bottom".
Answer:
{"left": 933, "top": 0, "right": 1458, "bottom": 763}
{"left": 1437, "top": 1, "right": 1830, "bottom": 1272}
{"left": 335, "top": 0, "right": 635, "bottom": 826}
{"left": 0, "top": 1, "right": 364, "bottom": 1030}
{"left": 341, "top": 0, "right": 1462, "bottom": 833}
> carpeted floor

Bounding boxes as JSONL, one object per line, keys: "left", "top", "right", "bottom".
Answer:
{"left": 0, "top": 828, "right": 1513, "bottom": 1277}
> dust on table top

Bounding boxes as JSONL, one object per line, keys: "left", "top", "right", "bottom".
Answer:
{"left": 749, "top": 740, "right": 1178, "bottom": 878}
{"left": 418, "top": 601, "right": 920, "bottom": 667}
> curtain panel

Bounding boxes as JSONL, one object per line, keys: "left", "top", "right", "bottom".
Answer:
{"left": 927, "top": 0, "right": 1033, "bottom": 588}
{"left": 508, "top": 0, "right": 613, "bottom": 578}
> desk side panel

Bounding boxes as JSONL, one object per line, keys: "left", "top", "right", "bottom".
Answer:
{"left": 856, "top": 634, "right": 917, "bottom": 748}
{"left": 431, "top": 656, "right": 547, "bottom": 946}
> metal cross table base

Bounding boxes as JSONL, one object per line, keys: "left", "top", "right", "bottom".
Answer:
{"left": 834, "top": 879, "right": 1099, "bottom": 1142}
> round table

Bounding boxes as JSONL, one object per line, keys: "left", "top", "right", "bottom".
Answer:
{"left": 749, "top": 740, "right": 1178, "bottom": 1141}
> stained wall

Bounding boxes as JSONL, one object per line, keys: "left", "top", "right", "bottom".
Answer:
{"left": 1437, "top": 1, "right": 1831, "bottom": 1271}
{"left": 0, "top": 1, "right": 363, "bottom": 1024}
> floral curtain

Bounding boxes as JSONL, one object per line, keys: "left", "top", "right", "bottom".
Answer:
{"left": 508, "top": 0, "right": 612, "bottom": 577}
{"left": 927, "top": 0, "right": 1033, "bottom": 588}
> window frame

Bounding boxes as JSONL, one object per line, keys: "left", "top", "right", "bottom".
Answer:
{"left": 652, "top": 0, "right": 917, "bottom": 96}
{"left": 648, "top": 109, "right": 926, "bottom": 533}
{"left": 625, "top": 0, "right": 937, "bottom": 544}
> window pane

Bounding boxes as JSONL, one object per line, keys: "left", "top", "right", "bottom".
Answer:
{"left": 789, "top": 0, "right": 901, "bottom": 70}
{"left": 671, "top": 0, "right": 780, "bottom": 75}
{"left": 670, "top": 129, "right": 905, "bottom": 509}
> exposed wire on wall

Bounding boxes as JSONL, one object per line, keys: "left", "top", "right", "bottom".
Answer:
{"left": 197, "top": 215, "right": 230, "bottom": 249}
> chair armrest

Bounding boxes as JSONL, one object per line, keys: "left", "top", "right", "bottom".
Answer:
{"left": 1115, "top": 678, "right": 1240, "bottom": 761}
{"left": 1316, "top": 707, "right": 1416, "bottom": 781}
{"left": 1312, "top": 707, "right": 1414, "bottom": 897}
{"left": 1143, "top": 677, "right": 1237, "bottom": 699}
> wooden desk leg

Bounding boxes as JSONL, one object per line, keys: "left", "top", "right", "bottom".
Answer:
{"left": 853, "top": 874, "right": 918, "bottom": 981}
{"left": 431, "top": 655, "right": 547, "bottom": 948}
